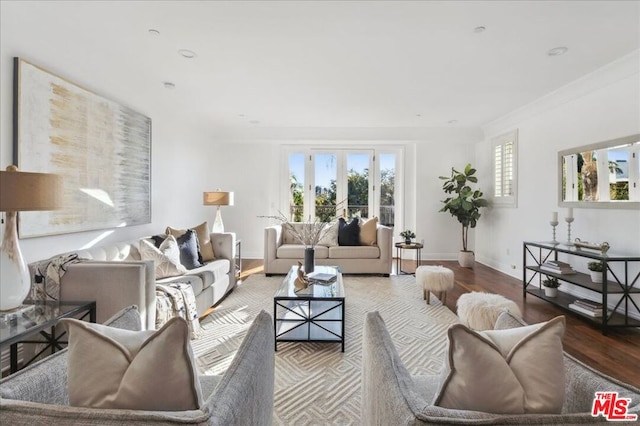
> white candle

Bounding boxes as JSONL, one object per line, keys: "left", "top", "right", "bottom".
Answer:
{"left": 551, "top": 212, "right": 558, "bottom": 222}
{"left": 567, "top": 207, "right": 573, "bottom": 219}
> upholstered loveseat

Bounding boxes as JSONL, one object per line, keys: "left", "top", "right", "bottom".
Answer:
{"left": 0, "top": 306, "right": 275, "bottom": 425}
{"left": 362, "top": 310, "right": 640, "bottom": 424}
{"left": 263, "top": 222, "right": 393, "bottom": 276}
{"left": 28, "top": 229, "right": 236, "bottom": 330}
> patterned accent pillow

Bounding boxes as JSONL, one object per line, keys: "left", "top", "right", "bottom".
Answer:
{"left": 140, "top": 235, "right": 187, "bottom": 279}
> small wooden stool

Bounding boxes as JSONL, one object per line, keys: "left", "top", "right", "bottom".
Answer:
{"left": 416, "top": 265, "right": 454, "bottom": 304}
{"left": 456, "top": 292, "right": 522, "bottom": 330}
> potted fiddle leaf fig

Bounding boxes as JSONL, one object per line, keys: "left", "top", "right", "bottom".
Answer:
{"left": 439, "top": 164, "right": 488, "bottom": 268}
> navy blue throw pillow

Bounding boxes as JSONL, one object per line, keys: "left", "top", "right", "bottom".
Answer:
{"left": 338, "top": 217, "right": 360, "bottom": 246}
{"left": 177, "top": 229, "right": 205, "bottom": 269}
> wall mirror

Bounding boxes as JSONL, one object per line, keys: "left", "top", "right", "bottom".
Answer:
{"left": 558, "top": 133, "right": 639, "bottom": 209}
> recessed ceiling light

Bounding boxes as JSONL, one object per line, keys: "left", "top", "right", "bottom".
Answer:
{"left": 249, "top": 120, "right": 260, "bottom": 125}
{"left": 473, "top": 26, "right": 486, "bottom": 33}
{"left": 148, "top": 29, "right": 160, "bottom": 36}
{"left": 178, "top": 49, "right": 197, "bottom": 59}
{"left": 415, "top": 114, "right": 422, "bottom": 117}
{"left": 548, "top": 46, "right": 568, "bottom": 56}
{"left": 448, "top": 119, "right": 458, "bottom": 125}
{"left": 163, "top": 81, "right": 175, "bottom": 89}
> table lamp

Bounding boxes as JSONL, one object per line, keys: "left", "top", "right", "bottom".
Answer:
{"left": 0, "top": 165, "right": 63, "bottom": 311}
{"left": 203, "top": 190, "right": 234, "bottom": 233}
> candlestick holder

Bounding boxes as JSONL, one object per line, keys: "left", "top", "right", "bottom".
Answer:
{"left": 549, "top": 221, "right": 559, "bottom": 243}
{"left": 565, "top": 217, "right": 574, "bottom": 244}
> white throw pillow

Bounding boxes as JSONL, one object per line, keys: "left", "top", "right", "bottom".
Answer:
{"left": 60, "top": 316, "right": 203, "bottom": 411}
{"left": 434, "top": 316, "right": 566, "bottom": 414}
{"left": 140, "top": 235, "right": 187, "bottom": 279}
{"left": 318, "top": 222, "right": 339, "bottom": 246}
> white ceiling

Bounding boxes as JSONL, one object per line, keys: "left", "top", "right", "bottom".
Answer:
{"left": 2, "top": 1, "right": 639, "bottom": 132}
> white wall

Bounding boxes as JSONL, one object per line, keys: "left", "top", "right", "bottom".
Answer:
{"left": 476, "top": 50, "right": 640, "bottom": 315}
{"left": 204, "top": 127, "right": 482, "bottom": 260}
{"left": 415, "top": 140, "right": 480, "bottom": 260}
{"left": 0, "top": 14, "right": 222, "bottom": 263}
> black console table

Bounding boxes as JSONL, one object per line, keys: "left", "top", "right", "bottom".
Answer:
{"left": 523, "top": 241, "right": 640, "bottom": 334}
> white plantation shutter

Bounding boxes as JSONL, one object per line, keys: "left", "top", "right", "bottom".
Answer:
{"left": 494, "top": 144, "right": 503, "bottom": 197}
{"left": 493, "top": 130, "right": 518, "bottom": 206}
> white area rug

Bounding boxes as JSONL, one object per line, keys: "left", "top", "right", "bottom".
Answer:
{"left": 192, "top": 274, "right": 460, "bottom": 425}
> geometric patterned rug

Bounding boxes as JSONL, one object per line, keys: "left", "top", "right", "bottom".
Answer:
{"left": 192, "top": 273, "right": 460, "bottom": 425}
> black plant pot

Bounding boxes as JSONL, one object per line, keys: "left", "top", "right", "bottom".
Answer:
{"left": 404, "top": 239, "right": 411, "bottom": 245}
{"left": 304, "top": 247, "right": 315, "bottom": 273}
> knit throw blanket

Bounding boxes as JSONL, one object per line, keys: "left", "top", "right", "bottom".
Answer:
{"left": 32, "top": 253, "right": 85, "bottom": 302}
{"left": 156, "top": 282, "right": 202, "bottom": 339}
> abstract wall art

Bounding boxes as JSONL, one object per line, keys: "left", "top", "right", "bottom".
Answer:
{"left": 13, "top": 58, "right": 152, "bottom": 238}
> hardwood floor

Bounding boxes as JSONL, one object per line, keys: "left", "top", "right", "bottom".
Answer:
{"left": 238, "top": 258, "right": 640, "bottom": 388}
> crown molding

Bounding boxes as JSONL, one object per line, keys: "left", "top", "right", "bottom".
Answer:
{"left": 482, "top": 50, "right": 640, "bottom": 138}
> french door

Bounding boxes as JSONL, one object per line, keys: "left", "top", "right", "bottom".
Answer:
{"left": 285, "top": 147, "right": 398, "bottom": 228}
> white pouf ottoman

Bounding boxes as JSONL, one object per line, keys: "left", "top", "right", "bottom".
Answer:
{"left": 456, "top": 292, "right": 522, "bottom": 330}
{"left": 416, "top": 265, "right": 454, "bottom": 304}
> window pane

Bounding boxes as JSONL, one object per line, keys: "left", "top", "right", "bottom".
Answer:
{"left": 347, "top": 153, "right": 369, "bottom": 218}
{"left": 379, "top": 154, "right": 395, "bottom": 227}
{"left": 289, "top": 154, "right": 305, "bottom": 221}
{"left": 314, "top": 153, "right": 337, "bottom": 221}
{"left": 495, "top": 146, "right": 502, "bottom": 196}
{"left": 504, "top": 141, "right": 513, "bottom": 196}
{"left": 608, "top": 149, "right": 629, "bottom": 201}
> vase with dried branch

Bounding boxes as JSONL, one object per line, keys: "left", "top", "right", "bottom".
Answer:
{"left": 260, "top": 210, "right": 339, "bottom": 273}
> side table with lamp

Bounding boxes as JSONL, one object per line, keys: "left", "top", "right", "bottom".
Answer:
{"left": 0, "top": 165, "right": 63, "bottom": 312}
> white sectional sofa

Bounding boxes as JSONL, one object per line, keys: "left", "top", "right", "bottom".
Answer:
{"left": 264, "top": 223, "right": 392, "bottom": 276}
{"left": 28, "top": 232, "right": 236, "bottom": 330}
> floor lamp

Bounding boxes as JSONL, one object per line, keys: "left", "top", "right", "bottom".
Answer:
{"left": 0, "top": 165, "right": 63, "bottom": 311}
{"left": 203, "top": 191, "right": 234, "bottom": 233}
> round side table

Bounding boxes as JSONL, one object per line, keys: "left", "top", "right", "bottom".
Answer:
{"left": 395, "top": 242, "right": 423, "bottom": 275}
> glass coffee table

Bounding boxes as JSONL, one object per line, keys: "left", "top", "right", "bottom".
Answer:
{"left": 274, "top": 265, "right": 345, "bottom": 352}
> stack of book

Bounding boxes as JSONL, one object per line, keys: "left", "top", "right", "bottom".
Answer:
{"left": 568, "top": 299, "right": 604, "bottom": 317}
{"left": 540, "top": 260, "right": 576, "bottom": 275}
{"left": 307, "top": 272, "right": 337, "bottom": 285}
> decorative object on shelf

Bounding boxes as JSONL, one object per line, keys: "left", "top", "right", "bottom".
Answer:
{"left": 542, "top": 277, "right": 561, "bottom": 297}
{"left": 203, "top": 190, "right": 234, "bottom": 233}
{"left": 587, "top": 261, "right": 604, "bottom": 283}
{"left": 439, "top": 163, "right": 488, "bottom": 268}
{"left": 564, "top": 208, "right": 574, "bottom": 244}
{"left": 0, "top": 165, "right": 63, "bottom": 311}
{"left": 14, "top": 58, "right": 151, "bottom": 237}
{"left": 399, "top": 229, "right": 416, "bottom": 245}
{"left": 540, "top": 260, "right": 576, "bottom": 275}
{"left": 573, "top": 238, "right": 610, "bottom": 254}
{"left": 550, "top": 211, "right": 559, "bottom": 243}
